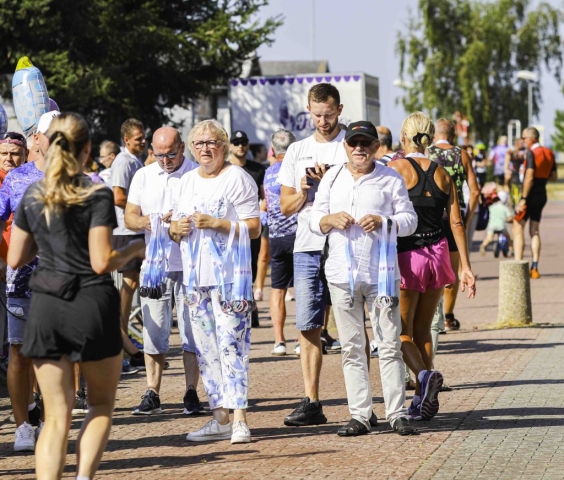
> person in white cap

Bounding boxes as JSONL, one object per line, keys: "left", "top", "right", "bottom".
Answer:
{"left": 0, "top": 110, "right": 59, "bottom": 452}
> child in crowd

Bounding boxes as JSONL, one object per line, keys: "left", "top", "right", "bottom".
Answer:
{"left": 479, "top": 190, "right": 514, "bottom": 256}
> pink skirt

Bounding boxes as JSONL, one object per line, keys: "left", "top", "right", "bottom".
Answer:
{"left": 398, "top": 237, "right": 455, "bottom": 293}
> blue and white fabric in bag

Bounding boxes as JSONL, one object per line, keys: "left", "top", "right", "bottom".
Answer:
{"left": 374, "top": 217, "right": 399, "bottom": 309}
{"left": 139, "top": 213, "right": 172, "bottom": 300}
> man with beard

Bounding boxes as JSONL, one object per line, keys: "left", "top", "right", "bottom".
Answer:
{"left": 228, "top": 130, "right": 265, "bottom": 328}
{"left": 278, "top": 83, "right": 349, "bottom": 426}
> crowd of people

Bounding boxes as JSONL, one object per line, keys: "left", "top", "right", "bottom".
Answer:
{"left": 0, "top": 81, "right": 557, "bottom": 479}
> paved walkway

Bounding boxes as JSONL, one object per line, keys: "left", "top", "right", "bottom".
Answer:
{"left": 0, "top": 202, "right": 563, "bottom": 479}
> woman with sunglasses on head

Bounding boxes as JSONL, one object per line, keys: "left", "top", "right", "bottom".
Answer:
{"left": 169, "top": 119, "right": 260, "bottom": 444}
{"left": 7, "top": 112, "right": 144, "bottom": 480}
{"left": 388, "top": 112, "right": 476, "bottom": 422}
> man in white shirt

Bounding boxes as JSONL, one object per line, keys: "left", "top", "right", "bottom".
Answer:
{"left": 125, "top": 127, "right": 202, "bottom": 415}
{"left": 279, "top": 83, "right": 348, "bottom": 426}
{"left": 111, "top": 119, "right": 146, "bottom": 349}
{"left": 309, "top": 121, "right": 418, "bottom": 436}
{"left": 98, "top": 140, "right": 120, "bottom": 187}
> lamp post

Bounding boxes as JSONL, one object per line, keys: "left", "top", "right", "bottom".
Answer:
{"left": 516, "top": 70, "right": 538, "bottom": 127}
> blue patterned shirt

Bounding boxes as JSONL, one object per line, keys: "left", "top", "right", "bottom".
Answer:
{"left": 264, "top": 161, "right": 297, "bottom": 238}
{"left": 0, "top": 162, "right": 44, "bottom": 297}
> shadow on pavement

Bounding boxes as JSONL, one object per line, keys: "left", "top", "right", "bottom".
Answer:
{"left": 449, "top": 379, "right": 564, "bottom": 389}
{"left": 438, "top": 338, "right": 563, "bottom": 354}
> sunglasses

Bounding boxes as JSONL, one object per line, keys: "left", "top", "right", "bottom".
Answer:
{"left": 231, "top": 140, "right": 249, "bottom": 147}
{"left": 3, "top": 132, "right": 26, "bottom": 142}
{"left": 346, "top": 139, "right": 375, "bottom": 148}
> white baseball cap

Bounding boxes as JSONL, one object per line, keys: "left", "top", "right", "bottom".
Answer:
{"left": 37, "top": 110, "right": 61, "bottom": 134}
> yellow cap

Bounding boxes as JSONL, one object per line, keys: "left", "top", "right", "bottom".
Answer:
{"left": 15, "top": 56, "right": 34, "bottom": 71}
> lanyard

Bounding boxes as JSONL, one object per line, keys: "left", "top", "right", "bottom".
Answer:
{"left": 344, "top": 230, "right": 369, "bottom": 307}
{"left": 375, "top": 217, "right": 399, "bottom": 309}
{"left": 180, "top": 226, "right": 201, "bottom": 306}
{"left": 231, "top": 221, "right": 254, "bottom": 313}
{"left": 205, "top": 222, "right": 236, "bottom": 308}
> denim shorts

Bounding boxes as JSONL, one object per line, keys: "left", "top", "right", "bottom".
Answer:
{"left": 7, "top": 297, "right": 30, "bottom": 345}
{"left": 294, "top": 251, "right": 327, "bottom": 331}
{"left": 140, "top": 270, "right": 195, "bottom": 355}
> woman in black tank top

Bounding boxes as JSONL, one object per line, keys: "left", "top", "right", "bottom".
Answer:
{"left": 388, "top": 112, "right": 476, "bottom": 422}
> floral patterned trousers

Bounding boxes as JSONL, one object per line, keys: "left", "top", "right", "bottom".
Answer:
{"left": 187, "top": 285, "right": 252, "bottom": 410}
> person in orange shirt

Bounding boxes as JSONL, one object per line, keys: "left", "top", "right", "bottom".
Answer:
{"left": 514, "top": 127, "right": 557, "bottom": 278}
{"left": 0, "top": 132, "right": 28, "bottom": 356}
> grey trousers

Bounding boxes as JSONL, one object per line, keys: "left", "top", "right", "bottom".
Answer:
{"left": 328, "top": 280, "right": 407, "bottom": 428}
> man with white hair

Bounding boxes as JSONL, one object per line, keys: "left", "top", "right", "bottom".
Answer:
{"left": 0, "top": 111, "right": 59, "bottom": 451}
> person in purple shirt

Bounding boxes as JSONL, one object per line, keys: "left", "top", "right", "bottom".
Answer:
{"left": 264, "top": 129, "right": 299, "bottom": 356}
{"left": 0, "top": 110, "right": 58, "bottom": 452}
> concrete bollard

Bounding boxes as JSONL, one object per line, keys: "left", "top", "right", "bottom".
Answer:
{"left": 498, "top": 260, "right": 533, "bottom": 325}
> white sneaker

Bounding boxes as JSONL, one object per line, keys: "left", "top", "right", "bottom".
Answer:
{"left": 186, "top": 419, "right": 231, "bottom": 442}
{"left": 14, "top": 422, "right": 35, "bottom": 452}
{"left": 253, "top": 288, "right": 263, "bottom": 301}
{"left": 285, "top": 291, "right": 294, "bottom": 301}
{"left": 35, "top": 421, "right": 44, "bottom": 441}
{"left": 294, "top": 343, "right": 300, "bottom": 356}
{"left": 231, "top": 421, "right": 251, "bottom": 444}
{"left": 271, "top": 342, "right": 287, "bottom": 356}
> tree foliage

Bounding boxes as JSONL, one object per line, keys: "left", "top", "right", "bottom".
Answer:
{"left": 0, "top": 0, "right": 281, "bottom": 141}
{"left": 551, "top": 110, "right": 564, "bottom": 153}
{"left": 396, "top": 0, "right": 562, "bottom": 144}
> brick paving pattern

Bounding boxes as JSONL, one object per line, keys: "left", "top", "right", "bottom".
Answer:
{"left": 0, "top": 202, "right": 562, "bottom": 479}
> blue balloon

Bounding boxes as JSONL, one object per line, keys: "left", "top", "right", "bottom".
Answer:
{"left": 12, "top": 57, "right": 50, "bottom": 137}
{"left": 0, "top": 103, "right": 8, "bottom": 137}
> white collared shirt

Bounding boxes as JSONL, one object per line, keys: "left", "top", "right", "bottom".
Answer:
{"left": 128, "top": 157, "right": 198, "bottom": 271}
{"left": 309, "top": 162, "right": 417, "bottom": 285}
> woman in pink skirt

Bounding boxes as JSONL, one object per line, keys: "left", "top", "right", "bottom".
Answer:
{"left": 389, "top": 112, "right": 476, "bottom": 421}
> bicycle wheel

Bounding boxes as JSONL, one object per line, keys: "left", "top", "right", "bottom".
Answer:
{"left": 494, "top": 237, "right": 501, "bottom": 258}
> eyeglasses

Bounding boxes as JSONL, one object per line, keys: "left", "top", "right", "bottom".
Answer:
{"left": 153, "top": 150, "right": 180, "bottom": 160}
{"left": 192, "top": 140, "right": 222, "bottom": 150}
{"left": 231, "top": 140, "right": 249, "bottom": 147}
{"left": 346, "top": 139, "right": 375, "bottom": 148}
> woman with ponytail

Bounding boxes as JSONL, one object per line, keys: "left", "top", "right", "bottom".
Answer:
{"left": 388, "top": 112, "right": 476, "bottom": 422}
{"left": 7, "top": 112, "right": 145, "bottom": 480}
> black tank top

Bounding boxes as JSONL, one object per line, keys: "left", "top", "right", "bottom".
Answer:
{"left": 397, "top": 157, "right": 450, "bottom": 253}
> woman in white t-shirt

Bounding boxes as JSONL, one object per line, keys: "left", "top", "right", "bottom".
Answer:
{"left": 170, "top": 120, "right": 260, "bottom": 444}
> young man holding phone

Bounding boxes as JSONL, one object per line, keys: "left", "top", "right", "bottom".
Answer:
{"left": 278, "top": 83, "right": 348, "bottom": 426}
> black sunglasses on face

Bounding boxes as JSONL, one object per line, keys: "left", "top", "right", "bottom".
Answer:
{"left": 346, "top": 139, "right": 375, "bottom": 148}
{"left": 3, "top": 132, "right": 26, "bottom": 142}
{"left": 231, "top": 140, "right": 248, "bottom": 147}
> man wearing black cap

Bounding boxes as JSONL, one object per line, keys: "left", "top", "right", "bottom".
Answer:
{"left": 228, "top": 130, "right": 265, "bottom": 328}
{"left": 309, "top": 121, "right": 418, "bottom": 436}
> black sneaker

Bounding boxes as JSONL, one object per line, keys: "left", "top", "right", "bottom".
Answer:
{"left": 121, "top": 359, "right": 139, "bottom": 376}
{"left": 28, "top": 404, "right": 41, "bottom": 427}
{"left": 72, "top": 388, "right": 88, "bottom": 415}
{"left": 321, "top": 329, "right": 342, "bottom": 351}
{"left": 129, "top": 353, "right": 146, "bottom": 371}
{"left": 183, "top": 386, "right": 206, "bottom": 415}
{"left": 251, "top": 309, "right": 260, "bottom": 328}
{"left": 132, "top": 390, "right": 163, "bottom": 415}
{"left": 284, "top": 397, "right": 327, "bottom": 426}
{"left": 392, "top": 416, "right": 419, "bottom": 436}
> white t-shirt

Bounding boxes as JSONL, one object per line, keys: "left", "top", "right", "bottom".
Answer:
{"left": 309, "top": 163, "right": 417, "bottom": 285}
{"left": 173, "top": 165, "right": 259, "bottom": 287}
{"left": 128, "top": 157, "right": 198, "bottom": 272}
{"left": 278, "top": 131, "right": 348, "bottom": 253}
{"left": 111, "top": 149, "right": 144, "bottom": 235}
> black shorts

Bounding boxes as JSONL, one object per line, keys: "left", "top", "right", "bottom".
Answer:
{"left": 270, "top": 235, "right": 295, "bottom": 289}
{"left": 443, "top": 211, "right": 467, "bottom": 252}
{"left": 524, "top": 190, "right": 547, "bottom": 223}
{"left": 21, "top": 283, "right": 123, "bottom": 362}
{"left": 112, "top": 234, "right": 144, "bottom": 273}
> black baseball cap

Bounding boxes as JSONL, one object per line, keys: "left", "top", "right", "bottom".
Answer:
{"left": 345, "top": 121, "right": 379, "bottom": 142}
{"left": 230, "top": 130, "right": 249, "bottom": 143}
